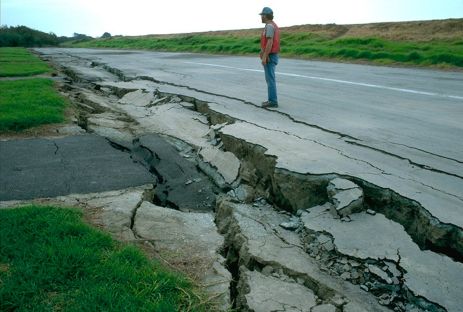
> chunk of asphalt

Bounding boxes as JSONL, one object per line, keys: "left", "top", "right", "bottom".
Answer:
{"left": 54, "top": 184, "right": 154, "bottom": 241}
{"left": 327, "top": 178, "right": 364, "bottom": 217}
{"left": 198, "top": 146, "right": 240, "bottom": 189}
{"left": 119, "top": 89, "right": 156, "bottom": 107}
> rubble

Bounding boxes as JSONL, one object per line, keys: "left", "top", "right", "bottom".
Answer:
{"left": 216, "top": 200, "right": 391, "bottom": 312}
{"left": 301, "top": 204, "right": 461, "bottom": 312}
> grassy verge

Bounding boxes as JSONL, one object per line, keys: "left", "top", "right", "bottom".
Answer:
{"left": 69, "top": 34, "right": 463, "bottom": 68}
{"left": 0, "top": 78, "right": 67, "bottom": 131}
{"left": 282, "top": 34, "right": 463, "bottom": 67}
{"left": 0, "top": 205, "right": 212, "bottom": 312}
{"left": 71, "top": 35, "right": 261, "bottom": 54}
{"left": 0, "top": 47, "right": 51, "bottom": 77}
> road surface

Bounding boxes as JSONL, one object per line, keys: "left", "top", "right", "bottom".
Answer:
{"left": 35, "top": 48, "right": 463, "bottom": 227}
{"left": 45, "top": 48, "right": 463, "bottom": 177}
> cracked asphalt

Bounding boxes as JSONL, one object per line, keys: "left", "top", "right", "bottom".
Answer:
{"left": 0, "top": 135, "right": 154, "bottom": 201}
{"left": 33, "top": 47, "right": 462, "bottom": 228}
{"left": 29, "top": 48, "right": 462, "bottom": 228}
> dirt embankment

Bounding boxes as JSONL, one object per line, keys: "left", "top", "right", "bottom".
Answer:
{"left": 151, "top": 18, "right": 463, "bottom": 41}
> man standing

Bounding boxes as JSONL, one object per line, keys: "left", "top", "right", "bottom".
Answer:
{"left": 259, "top": 7, "right": 280, "bottom": 108}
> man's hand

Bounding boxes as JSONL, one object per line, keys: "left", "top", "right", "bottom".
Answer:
{"left": 261, "top": 54, "right": 268, "bottom": 65}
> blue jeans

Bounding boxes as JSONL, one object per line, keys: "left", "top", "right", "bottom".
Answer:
{"left": 263, "top": 53, "right": 279, "bottom": 104}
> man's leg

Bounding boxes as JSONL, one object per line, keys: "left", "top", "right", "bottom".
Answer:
{"left": 266, "top": 54, "right": 278, "bottom": 104}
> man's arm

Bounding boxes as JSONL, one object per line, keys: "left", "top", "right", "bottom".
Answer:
{"left": 261, "top": 39, "right": 273, "bottom": 65}
{"left": 261, "top": 24, "right": 274, "bottom": 64}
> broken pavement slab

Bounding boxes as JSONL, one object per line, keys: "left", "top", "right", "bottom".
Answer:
{"left": 69, "top": 82, "right": 243, "bottom": 198}
{"left": 54, "top": 184, "right": 153, "bottom": 240}
{"left": 198, "top": 146, "right": 241, "bottom": 189}
{"left": 237, "top": 268, "right": 318, "bottom": 312}
{"left": 119, "top": 89, "right": 156, "bottom": 107}
{"left": 135, "top": 201, "right": 223, "bottom": 259}
{"left": 87, "top": 111, "right": 136, "bottom": 143}
{"left": 134, "top": 201, "right": 231, "bottom": 310}
{"left": 119, "top": 100, "right": 211, "bottom": 148}
{"left": 218, "top": 120, "right": 462, "bottom": 228}
{"left": 301, "top": 204, "right": 463, "bottom": 312}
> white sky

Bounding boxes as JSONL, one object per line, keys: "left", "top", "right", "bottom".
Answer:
{"left": 1, "top": 0, "right": 463, "bottom": 37}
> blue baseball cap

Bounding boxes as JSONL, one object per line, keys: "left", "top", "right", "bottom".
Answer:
{"left": 259, "top": 7, "right": 273, "bottom": 15}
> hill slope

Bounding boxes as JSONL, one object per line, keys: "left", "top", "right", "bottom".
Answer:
{"left": 196, "top": 18, "right": 463, "bottom": 41}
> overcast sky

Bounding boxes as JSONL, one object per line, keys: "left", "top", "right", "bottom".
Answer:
{"left": 2, "top": 0, "right": 462, "bottom": 37}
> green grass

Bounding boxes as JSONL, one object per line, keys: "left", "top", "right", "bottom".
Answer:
{"left": 0, "top": 205, "right": 212, "bottom": 312}
{"left": 0, "top": 47, "right": 51, "bottom": 77}
{"left": 69, "top": 34, "right": 463, "bottom": 68}
{"left": 71, "top": 35, "right": 261, "bottom": 54}
{"left": 0, "top": 78, "right": 67, "bottom": 131}
{"left": 282, "top": 35, "right": 463, "bottom": 67}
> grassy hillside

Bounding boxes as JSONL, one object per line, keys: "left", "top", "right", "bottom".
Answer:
{"left": 68, "top": 19, "right": 463, "bottom": 69}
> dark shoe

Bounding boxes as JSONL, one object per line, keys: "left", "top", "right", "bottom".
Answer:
{"left": 261, "top": 101, "right": 278, "bottom": 108}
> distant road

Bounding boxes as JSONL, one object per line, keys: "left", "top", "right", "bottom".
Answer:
{"left": 40, "top": 48, "right": 463, "bottom": 177}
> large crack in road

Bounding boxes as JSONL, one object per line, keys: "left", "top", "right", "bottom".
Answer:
{"left": 4, "top": 48, "right": 461, "bottom": 311}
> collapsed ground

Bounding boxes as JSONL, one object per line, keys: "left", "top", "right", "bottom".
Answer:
{"left": 2, "top": 49, "right": 462, "bottom": 312}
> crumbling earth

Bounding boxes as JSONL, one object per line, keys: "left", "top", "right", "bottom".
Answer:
{"left": 1, "top": 48, "right": 462, "bottom": 311}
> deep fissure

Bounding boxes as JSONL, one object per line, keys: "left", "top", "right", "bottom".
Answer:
{"left": 217, "top": 129, "right": 463, "bottom": 262}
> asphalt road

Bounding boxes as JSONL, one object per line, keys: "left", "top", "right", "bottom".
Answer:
{"left": 44, "top": 48, "right": 463, "bottom": 178}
